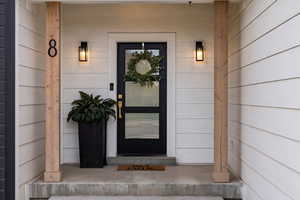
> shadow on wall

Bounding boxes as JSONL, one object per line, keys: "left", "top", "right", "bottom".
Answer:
{"left": 228, "top": 9, "right": 242, "bottom": 178}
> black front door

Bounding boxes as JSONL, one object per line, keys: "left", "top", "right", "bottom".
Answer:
{"left": 117, "top": 42, "right": 167, "bottom": 156}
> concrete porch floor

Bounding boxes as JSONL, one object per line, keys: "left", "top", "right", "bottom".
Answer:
{"left": 29, "top": 165, "right": 241, "bottom": 199}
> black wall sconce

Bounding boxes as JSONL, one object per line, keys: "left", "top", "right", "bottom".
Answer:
{"left": 196, "top": 41, "right": 204, "bottom": 61}
{"left": 79, "top": 41, "right": 88, "bottom": 62}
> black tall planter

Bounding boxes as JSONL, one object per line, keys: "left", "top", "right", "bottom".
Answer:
{"left": 78, "top": 120, "right": 106, "bottom": 168}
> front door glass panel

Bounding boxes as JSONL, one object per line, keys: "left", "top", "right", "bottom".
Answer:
{"left": 125, "top": 49, "right": 160, "bottom": 107}
{"left": 125, "top": 113, "right": 159, "bottom": 139}
{"left": 125, "top": 82, "right": 159, "bottom": 107}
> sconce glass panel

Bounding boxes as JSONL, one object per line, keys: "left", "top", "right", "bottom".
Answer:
{"left": 196, "top": 41, "right": 204, "bottom": 61}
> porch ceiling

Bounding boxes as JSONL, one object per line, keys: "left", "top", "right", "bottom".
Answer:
{"left": 32, "top": 0, "right": 240, "bottom": 4}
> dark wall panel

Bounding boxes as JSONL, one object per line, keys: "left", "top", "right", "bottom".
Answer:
{"left": 0, "top": 0, "right": 15, "bottom": 199}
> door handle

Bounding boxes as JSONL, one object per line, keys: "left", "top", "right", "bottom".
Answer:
{"left": 118, "top": 101, "right": 123, "bottom": 119}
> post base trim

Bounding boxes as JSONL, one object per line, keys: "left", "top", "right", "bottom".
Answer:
{"left": 44, "top": 171, "right": 62, "bottom": 182}
{"left": 212, "top": 171, "right": 230, "bottom": 183}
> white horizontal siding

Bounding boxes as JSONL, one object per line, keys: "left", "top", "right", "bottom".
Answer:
{"left": 228, "top": 0, "right": 300, "bottom": 200}
{"left": 230, "top": 79, "right": 300, "bottom": 109}
{"left": 18, "top": 155, "right": 44, "bottom": 186}
{"left": 176, "top": 89, "right": 213, "bottom": 104}
{"left": 238, "top": 121, "right": 300, "bottom": 173}
{"left": 62, "top": 117, "right": 77, "bottom": 133}
{"left": 62, "top": 74, "right": 108, "bottom": 89}
{"left": 63, "top": 133, "right": 79, "bottom": 148}
{"left": 61, "top": 4, "right": 215, "bottom": 164}
{"left": 18, "top": 25, "right": 45, "bottom": 53}
{"left": 19, "top": 87, "right": 45, "bottom": 106}
{"left": 176, "top": 133, "right": 213, "bottom": 148}
{"left": 18, "top": 66, "right": 45, "bottom": 87}
{"left": 62, "top": 58, "right": 108, "bottom": 74}
{"left": 176, "top": 148, "right": 213, "bottom": 164}
{"left": 18, "top": 122, "right": 45, "bottom": 146}
{"left": 229, "top": 0, "right": 252, "bottom": 22}
{"left": 229, "top": 46, "right": 300, "bottom": 88}
{"left": 241, "top": 162, "right": 291, "bottom": 200}
{"left": 18, "top": 46, "right": 45, "bottom": 70}
{"left": 19, "top": 139, "right": 44, "bottom": 166}
{"left": 229, "top": 0, "right": 276, "bottom": 46}
{"left": 19, "top": 105, "right": 45, "bottom": 126}
{"left": 232, "top": 105, "right": 300, "bottom": 142}
{"left": 229, "top": 4, "right": 300, "bottom": 70}
{"left": 176, "top": 118, "right": 212, "bottom": 134}
{"left": 176, "top": 72, "right": 213, "bottom": 89}
{"left": 176, "top": 103, "right": 213, "bottom": 118}
{"left": 230, "top": 0, "right": 300, "bottom": 56}
{"left": 176, "top": 58, "right": 213, "bottom": 73}
{"left": 63, "top": 148, "right": 79, "bottom": 164}
{"left": 62, "top": 88, "right": 108, "bottom": 104}
{"left": 241, "top": 144, "right": 300, "bottom": 199}
{"left": 16, "top": 1, "right": 46, "bottom": 200}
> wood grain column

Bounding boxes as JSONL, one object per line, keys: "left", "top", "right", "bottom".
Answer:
{"left": 44, "top": 2, "right": 61, "bottom": 182}
{"left": 212, "top": 0, "right": 230, "bottom": 183}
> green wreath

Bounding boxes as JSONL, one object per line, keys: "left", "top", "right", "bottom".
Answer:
{"left": 124, "top": 51, "right": 162, "bottom": 87}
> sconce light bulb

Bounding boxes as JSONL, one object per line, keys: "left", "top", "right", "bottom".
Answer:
{"left": 80, "top": 50, "right": 86, "bottom": 61}
{"left": 197, "top": 50, "right": 203, "bottom": 61}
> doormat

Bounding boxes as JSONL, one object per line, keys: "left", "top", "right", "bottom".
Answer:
{"left": 117, "top": 165, "right": 165, "bottom": 171}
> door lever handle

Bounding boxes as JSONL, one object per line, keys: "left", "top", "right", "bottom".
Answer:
{"left": 118, "top": 101, "right": 123, "bottom": 119}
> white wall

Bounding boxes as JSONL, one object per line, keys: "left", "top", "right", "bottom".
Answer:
{"left": 61, "top": 4, "right": 214, "bottom": 164}
{"left": 228, "top": 0, "right": 300, "bottom": 199}
{"left": 16, "top": 0, "right": 46, "bottom": 199}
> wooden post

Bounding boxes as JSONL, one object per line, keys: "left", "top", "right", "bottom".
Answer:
{"left": 44, "top": 2, "right": 61, "bottom": 182}
{"left": 212, "top": 0, "right": 230, "bottom": 183}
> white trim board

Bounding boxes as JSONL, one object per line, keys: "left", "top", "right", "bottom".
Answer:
{"left": 107, "top": 32, "right": 176, "bottom": 157}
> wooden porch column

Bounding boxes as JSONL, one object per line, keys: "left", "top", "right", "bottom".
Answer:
{"left": 212, "top": 0, "right": 230, "bottom": 183}
{"left": 44, "top": 2, "right": 61, "bottom": 182}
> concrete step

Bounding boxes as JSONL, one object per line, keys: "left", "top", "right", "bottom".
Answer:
{"left": 50, "top": 196, "right": 223, "bottom": 200}
{"left": 29, "top": 165, "right": 241, "bottom": 199}
{"left": 107, "top": 156, "right": 177, "bottom": 166}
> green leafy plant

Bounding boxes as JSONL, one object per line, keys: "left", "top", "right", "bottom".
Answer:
{"left": 67, "top": 91, "right": 116, "bottom": 123}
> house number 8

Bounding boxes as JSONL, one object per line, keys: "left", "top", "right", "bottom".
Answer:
{"left": 48, "top": 39, "right": 57, "bottom": 57}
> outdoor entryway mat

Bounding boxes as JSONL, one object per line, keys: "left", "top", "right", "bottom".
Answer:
{"left": 117, "top": 165, "right": 165, "bottom": 171}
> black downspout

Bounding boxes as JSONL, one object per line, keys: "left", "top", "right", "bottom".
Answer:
{"left": 5, "top": 0, "right": 15, "bottom": 199}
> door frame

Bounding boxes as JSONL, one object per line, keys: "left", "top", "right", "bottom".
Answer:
{"left": 107, "top": 33, "right": 176, "bottom": 157}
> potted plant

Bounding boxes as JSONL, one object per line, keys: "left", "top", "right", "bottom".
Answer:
{"left": 67, "top": 91, "right": 116, "bottom": 168}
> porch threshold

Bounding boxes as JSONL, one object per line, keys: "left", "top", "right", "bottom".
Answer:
{"left": 29, "top": 165, "right": 241, "bottom": 199}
